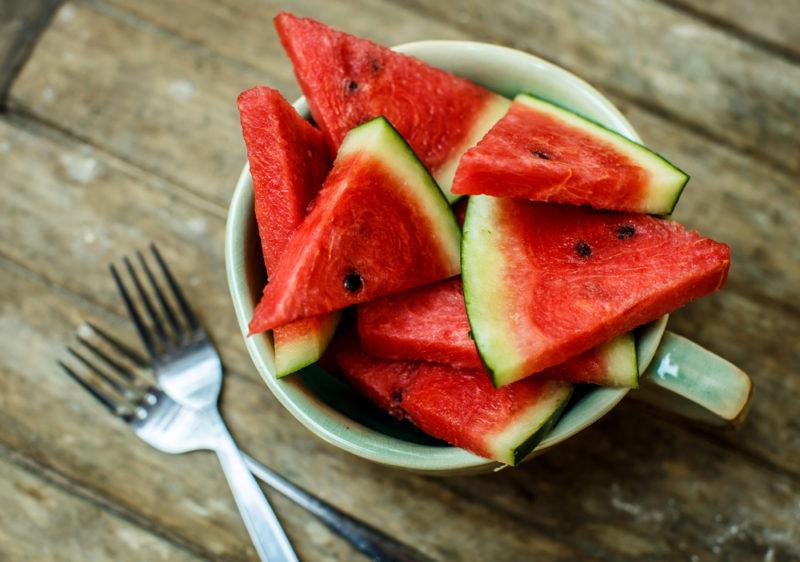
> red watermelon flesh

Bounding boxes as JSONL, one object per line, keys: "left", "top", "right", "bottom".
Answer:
{"left": 358, "top": 278, "right": 478, "bottom": 368}
{"left": 238, "top": 87, "right": 339, "bottom": 375}
{"left": 462, "top": 197, "right": 730, "bottom": 386}
{"left": 274, "top": 12, "right": 511, "bottom": 200}
{"left": 357, "top": 277, "right": 638, "bottom": 387}
{"left": 237, "top": 86, "right": 330, "bottom": 269}
{"left": 327, "top": 333, "right": 417, "bottom": 420}
{"left": 331, "top": 333, "right": 572, "bottom": 465}
{"left": 452, "top": 94, "right": 689, "bottom": 214}
{"left": 249, "top": 117, "right": 461, "bottom": 334}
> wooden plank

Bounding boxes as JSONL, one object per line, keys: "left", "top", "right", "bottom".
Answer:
{"left": 2, "top": 1, "right": 799, "bottom": 558}
{"left": 6, "top": 0, "right": 265, "bottom": 207}
{"left": 444, "top": 398, "right": 800, "bottom": 561}
{"left": 665, "top": 0, "right": 800, "bottom": 61}
{"left": 98, "top": 0, "right": 468, "bottom": 100}
{"left": 0, "top": 450, "right": 202, "bottom": 562}
{"left": 66, "top": 0, "right": 800, "bottom": 178}
{"left": 1, "top": 114, "right": 799, "bottom": 561}
{"left": 4, "top": 0, "right": 466, "bottom": 207}
{"left": 0, "top": 0, "right": 61, "bottom": 105}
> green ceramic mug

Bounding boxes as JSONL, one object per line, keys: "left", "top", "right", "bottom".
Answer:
{"left": 225, "top": 41, "right": 752, "bottom": 474}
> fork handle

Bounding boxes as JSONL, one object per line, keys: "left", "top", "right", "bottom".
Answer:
{"left": 210, "top": 415, "right": 298, "bottom": 562}
{"left": 242, "top": 453, "right": 432, "bottom": 562}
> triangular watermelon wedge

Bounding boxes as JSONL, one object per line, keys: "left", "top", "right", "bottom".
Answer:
{"left": 330, "top": 332, "right": 572, "bottom": 465}
{"left": 238, "top": 86, "right": 331, "bottom": 267}
{"left": 274, "top": 12, "right": 510, "bottom": 202}
{"left": 357, "top": 277, "right": 638, "bottom": 387}
{"left": 238, "top": 86, "right": 340, "bottom": 375}
{"left": 452, "top": 94, "right": 689, "bottom": 214}
{"left": 249, "top": 117, "right": 461, "bottom": 333}
{"left": 463, "top": 196, "right": 730, "bottom": 386}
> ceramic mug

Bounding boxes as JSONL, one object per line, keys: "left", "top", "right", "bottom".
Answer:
{"left": 225, "top": 41, "right": 752, "bottom": 475}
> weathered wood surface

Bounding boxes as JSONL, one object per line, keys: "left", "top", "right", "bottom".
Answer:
{"left": 669, "top": 0, "right": 800, "bottom": 60}
{"left": 0, "top": 0, "right": 60, "bottom": 104}
{"left": 0, "top": 448, "right": 200, "bottom": 562}
{"left": 1, "top": 0, "right": 799, "bottom": 560}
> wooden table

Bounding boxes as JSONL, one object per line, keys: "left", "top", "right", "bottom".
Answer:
{"left": 1, "top": 1, "right": 798, "bottom": 560}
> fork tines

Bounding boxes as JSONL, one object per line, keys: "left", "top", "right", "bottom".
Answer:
{"left": 59, "top": 325, "right": 156, "bottom": 422}
{"left": 110, "top": 244, "right": 199, "bottom": 359}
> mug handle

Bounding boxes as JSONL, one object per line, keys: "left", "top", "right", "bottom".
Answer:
{"left": 630, "top": 331, "right": 753, "bottom": 428}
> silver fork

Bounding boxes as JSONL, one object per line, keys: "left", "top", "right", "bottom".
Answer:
{"left": 106, "top": 245, "right": 296, "bottom": 562}
{"left": 60, "top": 324, "right": 430, "bottom": 562}
{"left": 106, "top": 245, "right": 430, "bottom": 562}
{"left": 109, "top": 245, "right": 219, "bottom": 411}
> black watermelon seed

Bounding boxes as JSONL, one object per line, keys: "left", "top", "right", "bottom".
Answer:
{"left": 371, "top": 59, "right": 381, "bottom": 72}
{"left": 343, "top": 271, "right": 363, "bottom": 293}
{"left": 347, "top": 80, "right": 358, "bottom": 92}
{"left": 616, "top": 224, "right": 636, "bottom": 239}
{"left": 391, "top": 389, "right": 404, "bottom": 404}
{"left": 531, "top": 150, "right": 551, "bottom": 160}
{"left": 575, "top": 240, "right": 592, "bottom": 258}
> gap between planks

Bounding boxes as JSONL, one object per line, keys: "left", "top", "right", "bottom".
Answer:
{"left": 0, "top": 250, "right": 265, "bottom": 397}
{"left": 0, "top": 0, "right": 63, "bottom": 108}
{"left": 656, "top": 0, "right": 800, "bottom": 65}
{"left": 3, "top": 108, "right": 229, "bottom": 222}
{"left": 0, "top": 442, "right": 223, "bottom": 562}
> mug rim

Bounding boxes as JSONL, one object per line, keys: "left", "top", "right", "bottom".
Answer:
{"left": 225, "top": 40, "right": 667, "bottom": 472}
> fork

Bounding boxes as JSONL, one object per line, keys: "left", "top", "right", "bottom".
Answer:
{"left": 60, "top": 324, "right": 430, "bottom": 562}
{"left": 105, "top": 244, "right": 430, "bottom": 562}
{"left": 105, "top": 244, "right": 296, "bottom": 562}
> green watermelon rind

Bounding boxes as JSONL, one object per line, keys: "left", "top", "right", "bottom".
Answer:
{"left": 461, "top": 195, "right": 526, "bottom": 387}
{"left": 486, "top": 382, "right": 573, "bottom": 466}
{"left": 516, "top": 93, "right": 690, "bottom": 215}
{"left": 274, "top": 311, "right": 342, "bottom": 378}
{"left": 339, "top": 116, "right": 462, "bottom": 269}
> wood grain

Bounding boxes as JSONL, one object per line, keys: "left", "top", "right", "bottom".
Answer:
{"left": 7, "top": 0, "right": 799, "bottom": 311}
{"left": 0, "top": 258, "right": 596, "bottom": 562}
{"left": 79, "top": 0, "right": 800, "bottom": 178}
{"left": 4, "top": 72, "right": 800, "bottom": 479}
{"left": 1, "top": 0, "right": 799, "bottom": 560}
{"left": 0, "top": 449, "right": 202, "bottom": 562}
{"left": 0, "top": 0, "right": 61, "bottom": 104}
{"left": 666, "top": 0, "right": 800, "bottom": 60}
{"left": 2, "top": 99, "right": 800, "bottom": 560}
{"left": 396, "top": 0, "right": 800, "bottom": 177}
{"left": 4, "top": 0, "right": 799, "bottom": 475}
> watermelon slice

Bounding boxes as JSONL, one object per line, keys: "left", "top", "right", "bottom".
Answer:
{"left": 462, "top": 196, "right": 730, "bottom": 386}
{"left": 238, "top": 86, "right": 331, "bottom": 267}
{"left": 237, "top": 86, "right": 339, "bottom": 375}
{"left": 452, "top": 94, "right": 689, "bottom": 214}
{"left": 331, "top": 333, "right": 572, "bottom": 465}
{"left": 357, "top": 277, "right": 639, "bottom": 387}
{"left": 249, "top": 117, "right": 461, "bottom": 333}
{"left": 274, "top": 12, "right": 511, "bottom": 202}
